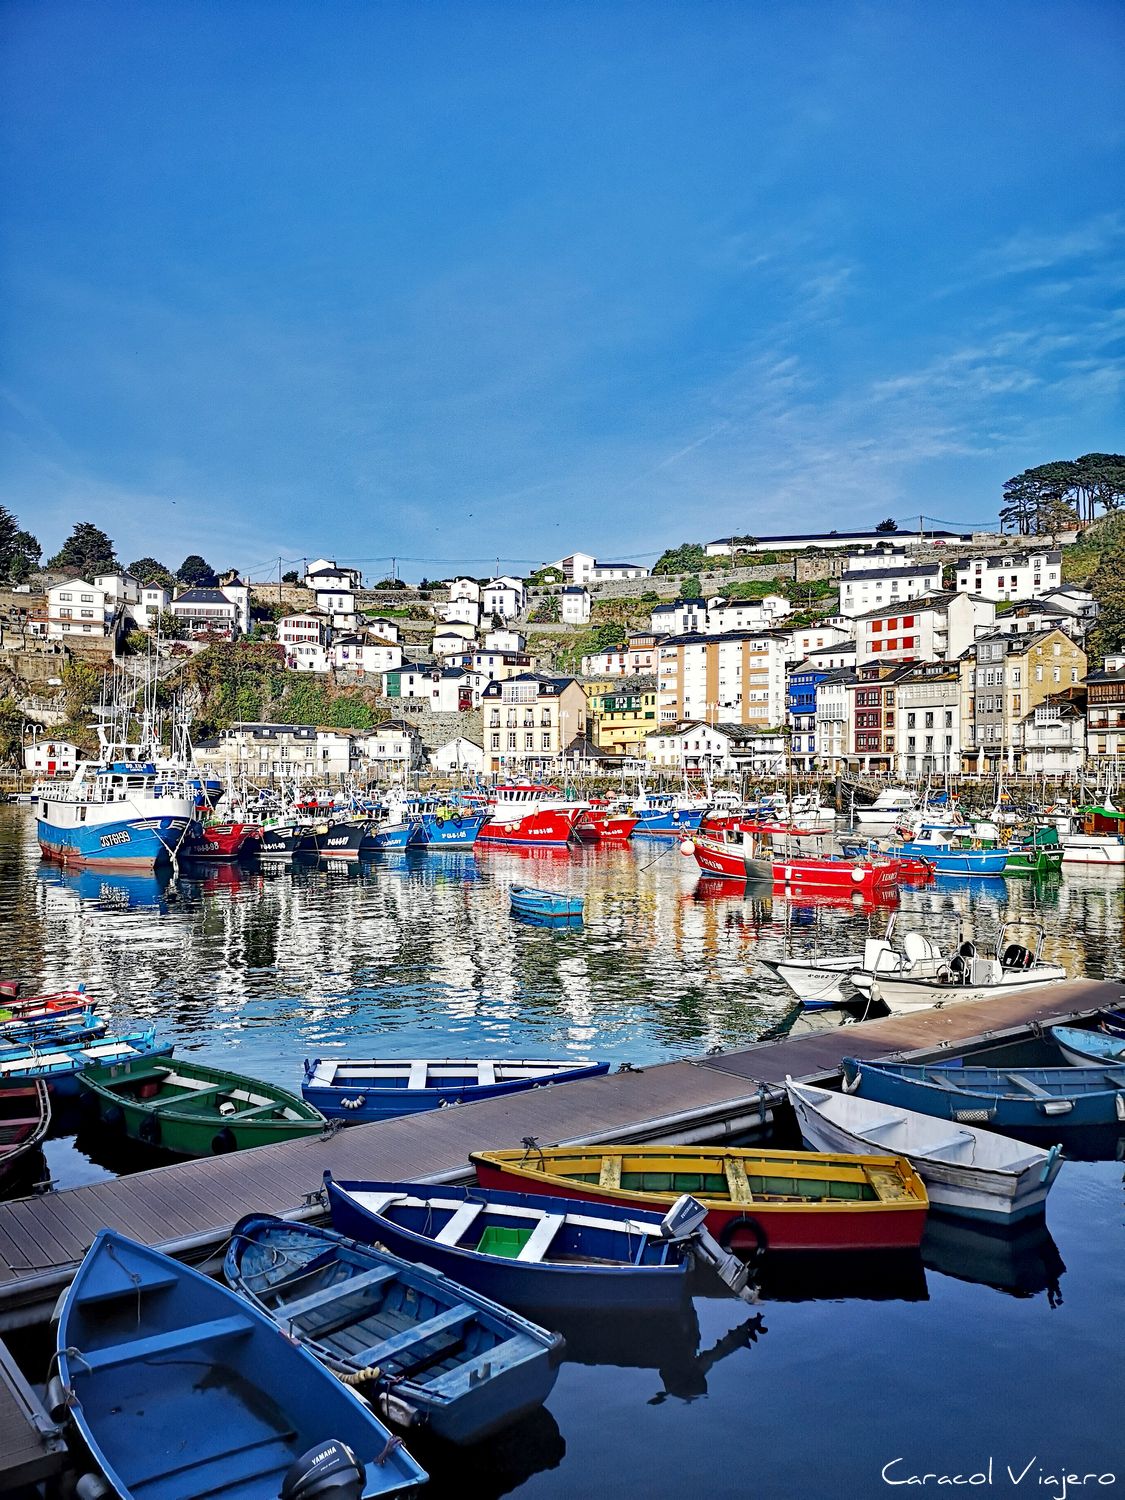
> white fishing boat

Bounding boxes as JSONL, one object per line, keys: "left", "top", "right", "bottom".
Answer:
{"left": 865, "top": 923, "right": 1067, "bottom": 1012}
{"left": 764, "top": 916, "right": 945, "bottom": 1007}
{"left": 787, "top": 1079, "right": 1063, "bottom": 1223}
{"left": 757, "top": 953, "right": 863, "bottom": 1007}
{"left": 853, "top": 787, "right": 916, "bottom": 831}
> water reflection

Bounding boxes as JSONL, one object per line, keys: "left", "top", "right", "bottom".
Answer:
{"left": 921, "top": 1212, "right": 1067, "bottom": 1302}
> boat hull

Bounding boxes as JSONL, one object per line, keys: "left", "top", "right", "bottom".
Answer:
{"left": 478, "top": 808, "right": 582, "bottom": 846}
{"left": 37, "top": 812, "right": 193, "bottom": 870}
{"left": 631, "top": 808, "right": 705, "bottom": 838}
{"left": 471, "top": 1149, "right": 928, "bottom": 1252}
{"left": 361, "top": 821, "right": 418, "bottom": 852}
{"left": 869, "top": 971, "right": 1066, "bottom": 1012}
{"left": 842, "top": 1058, "right": 1125, "bottom": 1131}
{"left": 417, "top": 810, "right": 486, "bottom": 847}
{"left": 325, "top": 1178, "right": 692, "bottom": 1315}
{"left": 180, "top": 822, "right": 261, "bottom": 862}
{"left": 312, "top": 819, "right": 369, "bottom": 860}
{"left": 1060, "top": 836, "right": 1125, "bottom": 865}
{"left": 302, "top": 1059, "right": 610, "bottom": 1122}
{"left": 758, "top": 956, "right": 862, "bottom": 1007}
{"left": 78, "top": 1056, "right": 327, "bottom": 1157}
{"left": 788, "top": 1083, "right": 1061, "bottom": 1223}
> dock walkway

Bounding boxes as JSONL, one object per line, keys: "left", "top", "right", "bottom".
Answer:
{"left": 0, "top": 977, "right": 1112, "bottom": 1325}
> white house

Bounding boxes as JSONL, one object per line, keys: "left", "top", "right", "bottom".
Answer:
{"left": 853, "top": 592, "right": 995, "bottom": 666}
{"left": 556, "top": 552, "right": 649, "bottom": 584}
{"left": 1018, "top": 696, "right": 1086, "bottom": 774}
{"left": 354, "top": 721, "right": 423, "bottom": 775}
{"left": 331, "top": 636, "right": 403, "bottom": 675}
{"left": 954, "top": 550, "right": 1062, "bottom": 601}
{"left": 45, "top": 580, "right": 112, "bottom": 639}
{"left": 839, "top": 564, "right": 944, "bottom": 618}
{"left": 482, "top": 628, "right": 527, "bottom": 653}
{"left": 132, "top": 585, "right": 171, "bottom": 631}
{"left": 365, "top": 617, "right": 401, "bottom": 644}
{"left": 93, "top": 571, "right": 140, "bottom": 609}
{"left": 433, "top": 627, "right": 476, "bottom": 658}
{"left": 286, "top": 641, "right": 331, "bottom": 673}
{"left": 305, "top": 559, "right": 362, "bottom": 591}
{"left": 471, "top": 649, "right": 531, "bottom": 682}
{"left": 24, "top": 737, "right": 79, "bottom": 777}
{"left": 580, "top": 634, "right": 658, "bottom": 678}
{"left": 804, "top": 640, "right": 857, "bottom": 672}
{"left": 278, "top": 613, "right": 329, "bottom": 657}
{"left": 775, "top": 622, "right": 852, "bottom": 662}
{"left": 644, "top": 721, "right": 785, "bottom": 776}
{"left": 482, "top": 577, "right": 526, "bottom": 620}
{"left": 560, "top": 586, "right": 591, "bottom": 625}
{"left": 383, "top": 661, "right": 433, "bottom": 700}
{"left": 438, "top": 597, "right": 481, "bottom": 628}
{"left": 216, "top": 573, "right": 252, "bottom": 634}
{"left": 447, "top": 577, "right": 482, "bottom": 604}
{"left": 651, "top": 599, "right": 708, "bottom": 636}
{"left": 429, "top": 737, "right": 486, "bottom": 775}
{"left": 313, "top": 588, "right": 358, "bottom": 630}
{"left": 428, "top": 667, "right": 486, "bottom": 711}
{"left": 170, "top": 586, "right": 241, "bottom": 640}
{"left": 706, "top": 594, "right": 793, "bottom": 634}
{"left": 838, "top": 547, "right": 911, "bottom": 573}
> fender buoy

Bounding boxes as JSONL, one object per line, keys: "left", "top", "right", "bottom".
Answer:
{"left": 211, "top": 1126, "right": 237, "bottom": 1154}
{"left": 102, "top": 1103, "right": 125, "bottom": 1135}
{"left": 850, "top": 867, "right": 865, "bottom": 884}
{"left": 718, "top": 1214, "right": 767, "bottom": 1256}
{"left": 434, "top": 813, "right": 445, "bottom": 826}
{"left": 137, "top": 1113, "right": 161, "bottom": 1148}
{"left": 680, "top": 838, "right": 695, "bottom": 855}
{"left": 452, "top": 814, "right": 462, "bottom": 827}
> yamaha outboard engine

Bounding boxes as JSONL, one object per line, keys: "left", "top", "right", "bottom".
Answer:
{"left": 280, "top": 1440, "right": 365, "bottom": 1500}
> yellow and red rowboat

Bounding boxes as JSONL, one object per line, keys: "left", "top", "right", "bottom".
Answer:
{"left": 471, "top": 1144, "right": 928, "bottom": 1253}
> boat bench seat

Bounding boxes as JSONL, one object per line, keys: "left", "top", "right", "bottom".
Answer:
{"left": 353, "top": 1303, "right": 476, "bottom": 1369}
{"left": 1005, "top": 1073, "right": 1052, "bottom": 1099}
{"left": 149, "top": 1084, "right": 226, "bottom": 1111}
{"left": 598, "top": 1158, "right": 622, "bottom": 1188}
{"left": 281, "top": 1265, "right": 397, "bottom": 1325}
{"left": 516, "top": 1213, "right": 564, "bottom": 1262}
{"left": 76, "top": 1313, "right": 254, "bottom": 1371}
{"left": 229, "top": 1101, "right": 292, "bottom": 1121}
{"left": 920, "top": 1134, "right": 973, "bottom": 1157}
{"left": 858, "top": 1117, "right": 907, "bottom": 1139}
{"left": 425, "top": 1335, "right": 533, "bottom": 1396}
{"left": 434, "top": 1202, "right": 484, "bottom": 1245}
{"left": 925, "top": 1072, "right": 969, "bottom": 1093}
{"left": 128, "top": 1428, "right": 298, "bottom": 1494}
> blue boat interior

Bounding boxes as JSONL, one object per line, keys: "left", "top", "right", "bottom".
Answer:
{"left": 59, "top": 1231, "right": 426, "bottom": 1500}
{"left": 229, "top": 1221, "right": 549, "bottom": 1395}
{"left": 334, "top": 1182, "right": 685, "bottom": 1269}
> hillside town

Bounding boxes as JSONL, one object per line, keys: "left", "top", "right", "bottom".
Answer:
{"left": 9, "top": 505, "right": 1125, "bottom": 790}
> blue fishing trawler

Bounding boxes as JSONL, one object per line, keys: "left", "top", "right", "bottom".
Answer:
{"left": 630, "top": 791, "right": 706, "bottom": 838}
{"left": 36, "top": 760, "right": 197, "bottom": 870}
{"left": 413, "top": 796, "right": 487, "bottom": 848}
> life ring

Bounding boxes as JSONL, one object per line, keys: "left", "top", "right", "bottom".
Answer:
{"left": 211, "top": 1126, "right": 237, "bottom": 1154}
{"left": 137, "top": 1113, "right": 161, "bottom": 1148}
{"left": 718, "top": 1214, "right": 767, "bottom": 1256}
{"left": 434, "top": 813, "right": 445, "bottom": 826}
{"left": 672, "top": 811, "right": 681, "bottom": 823}
{"left": 452, "top": 814, "right": 463, "bottom": 827}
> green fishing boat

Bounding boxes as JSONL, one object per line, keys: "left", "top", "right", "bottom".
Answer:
{"left": 77, "top": 1055, "right": 327, "bottom": 1156}
{"left": 1003, "top": 825, "right": 1064, "bottom": 875}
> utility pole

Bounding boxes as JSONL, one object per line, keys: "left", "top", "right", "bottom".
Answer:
{"left": 277, "top": 556, "right": 282, "bottom": 608}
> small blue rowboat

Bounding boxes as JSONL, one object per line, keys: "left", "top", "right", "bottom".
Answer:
{"left": 53, "top": 1228, "right": 428, "bottom": 1500}
{"left": 1099, "top": 1008, "right": 1125, "bottom": 1039}
{"left": 842, "top": 1056, "right": 1125, "bottom": 1130}
{"left": 225, "top": 1214, "right": 562, "bottom": 1445}
{"left": 0, "top": 1008, "right": 107, "bottom": 1049}
{"left": 326, "top": 1176, "right": 755, "bottom": 1316}
{"left": 326, "top": 1177, "right": 696, "bottom": 1315}
{"left": 1050, "top": 1025, "right": 1125, "bottom": 1068}
{"left": 0, "top": 1028, "right": 173, "bottom": 1096}
{"left": 303, "top": 1056, "right": 609, "bottom": 1122}
{"left": 509, "top": 885, "right": 584, "bottom": 920}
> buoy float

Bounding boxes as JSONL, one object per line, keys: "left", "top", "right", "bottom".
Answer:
{"left": 679, "top": 839, "right": 695, "bottom": 855}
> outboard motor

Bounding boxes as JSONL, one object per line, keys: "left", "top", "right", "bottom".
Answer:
{"left": 658, "top": 1194, "right": 759, "bottom": 1302}
{"left": 280, "top": 1440, "right": 365, "bottom": 1500}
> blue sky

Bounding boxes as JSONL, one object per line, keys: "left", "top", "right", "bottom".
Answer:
{"left": 2, "top": 2, "right": 1122, "bottom": 582}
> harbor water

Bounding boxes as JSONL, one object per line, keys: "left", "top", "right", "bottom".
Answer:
{"left": 3, "top": 805, "right": 1123, "bottom": 1498}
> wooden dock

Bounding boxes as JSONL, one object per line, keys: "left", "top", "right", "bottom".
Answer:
{"left": 0, "top": 977, "right": 1113, "bottom": 1327}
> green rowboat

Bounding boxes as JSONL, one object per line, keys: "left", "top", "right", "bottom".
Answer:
{"left": 77, "top": 1056, "right": 327, "bottom": 1156}
{"left": 1003, "top": 825, "right": 1064, "bottom": 876}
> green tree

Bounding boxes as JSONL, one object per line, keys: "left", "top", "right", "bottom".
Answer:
{"left": 875, "top": 517, "right": 899, "bottom": 532}
{"left": 282, "top": 570, "right": 300, "bottom": 584}
{"left": 127, "top": 557, "right": 178, "bottom": 590}
{"left": 1087, "top": 533, "right": 1125, "bottom": 659}
{"left": 1001, "top": 455, "right": 1125, "bottom": 532}
{"left": 530, "top": 565, "right": 565, "bottom": 586}
{"left": 177, "top": 554, "right": 217, "bottom": 587}
{"left": 156, "top": 608, "right": 187, "bottom": 641}
{"left": 0, "top": 506, "right": 41, "bottom": 582}
{"left": 48, "top": 522, "right": 116, "bottom": 576}
{"left": 653, "top": 542, "right": 706, "bottom": 575}
{"left": 0, "top": 697, "right": 25, "bottom": 766}
{"left": 679, "top": 574, "right": 704, "bottom": 600}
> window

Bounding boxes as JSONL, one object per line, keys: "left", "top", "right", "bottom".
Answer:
{"left": 507, "top": 733, "right": 517, "bottom": 750}
{"left": 1013, "top": 695, "right": 1021, "bottom": 713}
{"left": 541, "top": 733, "right": 551, "bottom": 750}
{"left": 1012, "top": 668, "right": 1021, "bottom": 684}
{"left": 525, "top": 733, "right": 534, "bottom": 750}
{"left": 491, "top": 734, "right": 500, "bottom": 749}
{"left": 907, "top": 712, "right": 916, "bottom": 728}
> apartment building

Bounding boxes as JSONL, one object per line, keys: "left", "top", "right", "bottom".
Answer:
{"left": 581, "top": 633, "right": 659, "bottom": 678}
{"left": 954, "top": 550, "right": 1062, "bottom": 601}
{"left": 848, "top": 664, "right": 900, "bottom": 773}
{"left": 962, "top": 628, "right": 1087, "bottom": 773}
{"left": 1084, "top": 656, "right": 1125, "bottom": 771}
{"left": 893, "top": 661, "right": 961, "bottom": 777}
{"left": 193, "top": 723, "right": 354, "bottom": 782}
{"left": 481, "top": 674, "right": 588, "bottom": 773}
{"left": 853, "top": 592, "right": 995, "bottom": 666}
{"left": 586, "top": 675, "right": 657, "bottom": 755}
{"left": 814, "top": 668, "right": 857, "bottom": 772}
{"left": 656, "top": 632, "right": 787, "bottom": 728}
{"left": 839, "top": 564, "right": 943, "bottom": 618}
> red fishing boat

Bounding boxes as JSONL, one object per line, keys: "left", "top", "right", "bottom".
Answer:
{"left": 575, "top": 800, "right": 639, "bottom": 843}
{"left": 687, "top": 821, "right": 900, "bottom": 897}
{"left": 477, "top": 783, "right": 585, "bottom": 847}
{"left": 0, "top": 989, "right": 93, "bottom": 1026}
{"left": 180, "top": 820, "right": 262, "bottom": 862}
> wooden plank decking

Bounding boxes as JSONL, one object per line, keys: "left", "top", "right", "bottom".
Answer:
{"left": 0, "top": 978, "right": 1116, "bottom": 1326}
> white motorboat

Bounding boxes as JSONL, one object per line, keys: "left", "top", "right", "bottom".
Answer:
{"left": 865, "top": 923, "right": 1067, "bottom": 1012}
{"left": 763, "top": 916, "right": 944, "bottom": 1007}
{"left": 787, "top": 1079, "right": 1063, "bottom": 1223}
{"left": 1059, "top": 803, "right": 1125, "bottom": 865}
{"left": 849, "top": 926, "right": 950, "bottom": 997}
{"left": 853, "top": 787, "right": 916, "bottom": 831}
{"left": 757, "top": 954, "right": 864, "bottom": 1007}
